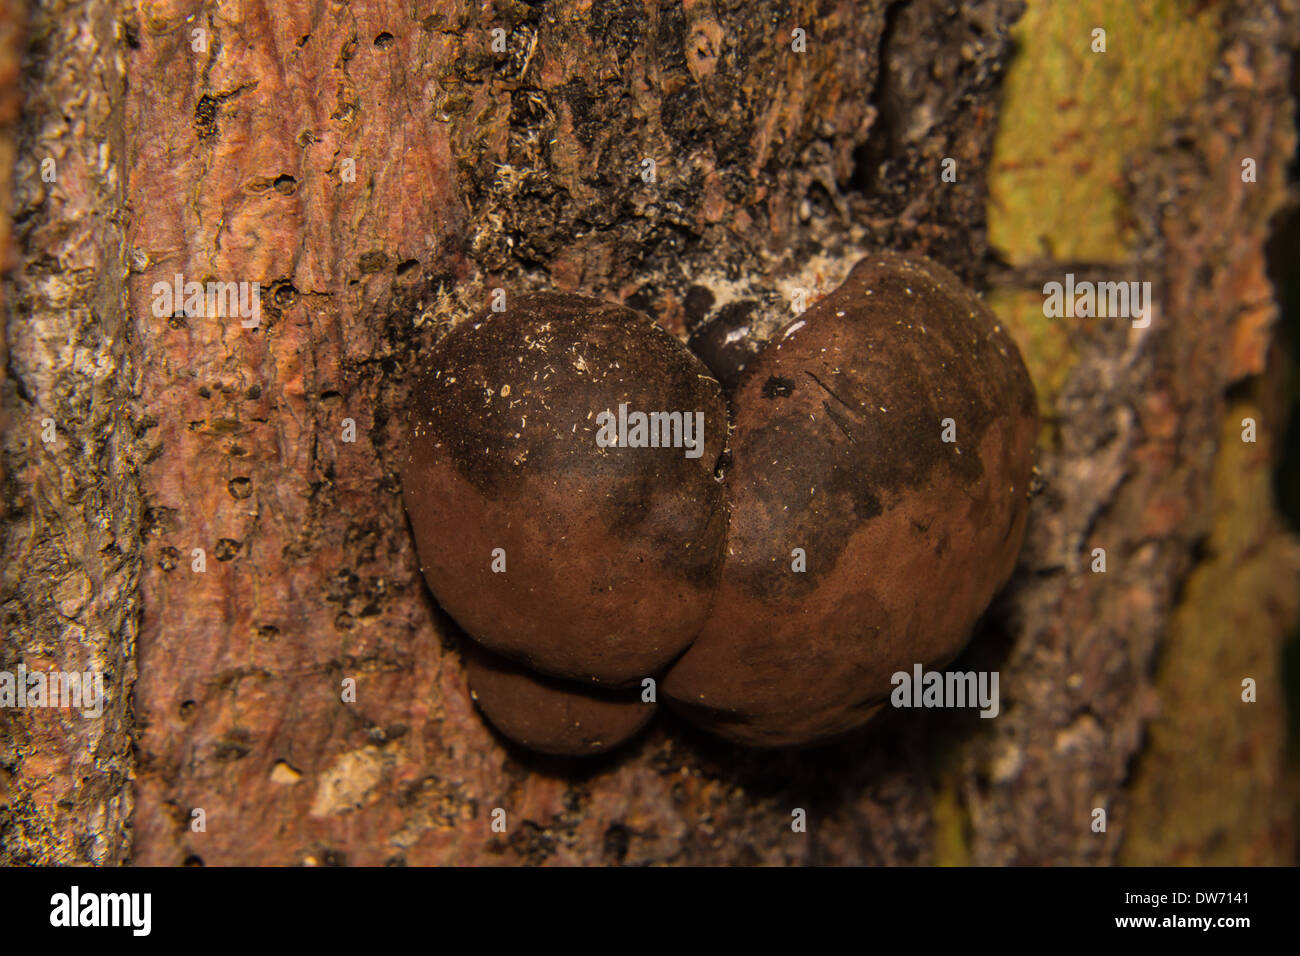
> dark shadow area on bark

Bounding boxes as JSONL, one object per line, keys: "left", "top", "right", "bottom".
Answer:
{"left": 1263, "top": 45, "right": 1300, "bottom": 858}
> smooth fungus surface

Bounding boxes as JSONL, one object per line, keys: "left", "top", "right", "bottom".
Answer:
{"left": 663, "top": 253, "right": 1038, "bottom": 747}
{"left": 402, "top": 293, "right": 729, "bottom": 687}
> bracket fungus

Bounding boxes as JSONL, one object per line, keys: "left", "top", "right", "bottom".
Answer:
{"left": 401, "top": 293, "right": 729, "bottom": 689}
{"left": 662, "top": 253, "right": 1038, "bottom": 746}
{"left": 463, "top": 641, "right": 656, "bottom": 757}
{"left": 402, "top": 254, "right": 1036, "bottom": 754}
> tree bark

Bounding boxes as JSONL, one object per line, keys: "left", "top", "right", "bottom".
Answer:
{"left": 2, "top": 0, "right": 1297, "bottom": 866}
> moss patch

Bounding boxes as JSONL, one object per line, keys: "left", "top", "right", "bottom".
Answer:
{"left": 988, "top": 0, "right": 1219, "bottom": 265}
{"left": 1120, "top": 397, "right": 1300, "bottom": 864}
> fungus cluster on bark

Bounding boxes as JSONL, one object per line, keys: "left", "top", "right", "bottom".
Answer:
{"left": 401, "top": 254, "right": 1037, "bottom": 755}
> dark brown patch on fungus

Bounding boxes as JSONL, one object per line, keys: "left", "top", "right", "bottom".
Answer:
{"left": 463, "top": 642, "right": 655, "bottom": 757}
{"left": 662, "top": 253, "right": 1038, "bottom": 747}
{"left": 402, "top": 292, "right": 729, "bottom": 686}
{"left": 686, "top": 300, "right": 766, "bottom": 392}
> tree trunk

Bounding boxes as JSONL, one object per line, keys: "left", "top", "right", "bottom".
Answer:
{"left": 2, "top": 0, "right": 1297, "bottom": 866}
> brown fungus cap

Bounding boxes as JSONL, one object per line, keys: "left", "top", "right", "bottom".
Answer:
{"left": 464, "top": 641, "right": 656, "bottom": 757}
{"left": 662, "top": 253, "right": 1038, "bottom": 747}
{"left": 402, "top": 293, "right": 729, "bottom": 686}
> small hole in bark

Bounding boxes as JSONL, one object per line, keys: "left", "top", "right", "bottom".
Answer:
{"left": 214, "top": 538, "right": 242, "bottom": 561}
{"left": 374, "top": 32, "right": 394, "bottom": 48}
{"left": 194, "top": 95, "right": 220, "bottom": 139}
{"left": 358, "top": 251, "right": 388, "bottom": 274}
{"left": 603, "top": 823, "right": 630, "bottom": 862}
{"left": 272, "top": 282, "right": 299, "bottom": 308}
{"left": 625, "top": 285, "right": 657, "bottom": 318}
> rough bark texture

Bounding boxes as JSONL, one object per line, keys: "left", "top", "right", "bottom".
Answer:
{"left": 0, "top": 0, "right": 136, "bottom": 865}
{"left": 1, "top": 0, "right": 1297, "bottom": 866}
